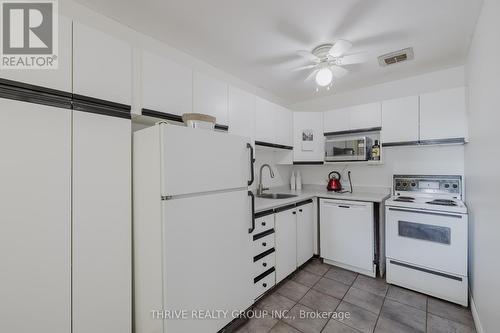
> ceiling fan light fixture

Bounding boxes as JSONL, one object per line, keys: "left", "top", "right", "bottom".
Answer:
{"left": 315, "top": 67, "right": 333, "bottom": 87}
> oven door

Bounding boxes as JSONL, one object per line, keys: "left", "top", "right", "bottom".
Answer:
{"left": 325, "top": 137, "right": 367, "bottom": 161}
{"left": 386, "top": 207, "right": 467, "bottom": 276}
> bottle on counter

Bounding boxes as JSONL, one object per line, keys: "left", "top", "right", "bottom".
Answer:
{"left": 296, "top": 171, "right": 302, "bottom": 190}
{"left": 371, "top": 140, "right": 380, "bottom": 161}
{"left": 290, "top": 171, "right": 296, "bottom": 190}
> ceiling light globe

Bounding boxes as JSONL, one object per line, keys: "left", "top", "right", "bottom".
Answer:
{"left": 315, "top": 68, "right": 333, "bottom": 87}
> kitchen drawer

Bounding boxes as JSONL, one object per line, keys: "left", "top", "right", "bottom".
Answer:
{"left": 253, "top": 233, "right": 275, "bottom": 257}
{"left": 254, "top": 213, "right": 274, "bottom": 235}
{"left": 253, "top": 249, "right": 276, "bottom": 277}
{"left": 254, "top": 268, "right": 275, "bottom": 300}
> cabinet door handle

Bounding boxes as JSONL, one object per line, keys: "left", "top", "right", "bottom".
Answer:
{"left": 263, "top": 283, "right": 267, "bottom": 288}
{"left": 247, "top": 143, "right": 255, "bottom": 186}
{"left": 262, "top": 262, "right": 267, "bottom": 267}
{"left": 248, "top": 191, "right": 255, "bottom": 233}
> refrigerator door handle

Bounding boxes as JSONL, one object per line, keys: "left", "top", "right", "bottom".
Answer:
{"left": 247, "top": 143, "right": 255, "bottom": 186}
{"left": 248, "top": 191, "right": 255, "bottom": 233}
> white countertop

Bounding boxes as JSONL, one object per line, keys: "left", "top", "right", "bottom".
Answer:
{"left": 254, "top": 185, "right": 391, "bottom": 212}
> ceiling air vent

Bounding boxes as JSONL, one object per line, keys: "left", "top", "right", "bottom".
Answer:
{"left": 378, "top": 48, "right": 414, "bottom": 67}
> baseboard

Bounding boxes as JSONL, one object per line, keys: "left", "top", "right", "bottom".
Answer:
{"left": 470, "top": 291, "right": 484, "bottom": 333}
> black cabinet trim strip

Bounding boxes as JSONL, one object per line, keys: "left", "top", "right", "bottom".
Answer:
{"left": 254, "top": 267, "right": 275, "bottom": 283}
{"left": 293, "top": 161, "right": 324, "bottom": 165}
{"left": 253, "top": 228, "right": 275, "bottom": 241}
{"left": 141, "top": 108, "right": 229, "bottom": 131}
{"left": 324, "top": 126, "right": 382, "bottom": 137}
{"left": 389, "top": 260, "right": 462, "bottom": 281}
{"left": 382, "top": 141, "right": 420, "bottom": 147}
{"left": 255, "top": 208, "right": 274, "bottom": 218}
{"left": 0, "top": 78, "right": 72, "bottom": 109}
{"left": 383, "top": 138, "right": 466, "bottom": 147}
{"left": 253, "top": 248, "right": 275, "bottom": 262}
{"left": 73, "top": 95, "right": 131, "bottom": 119}
{"left": 274, "top": 203, "right": 296, "bottom": 213}
{"left": 296, "top": 199, "right": 313, "bottom": 207}
{"left": 255, "top": 141, "right": 293, "bottom": 150}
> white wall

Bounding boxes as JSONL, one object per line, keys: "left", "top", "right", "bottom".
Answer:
{"left": 295, "top": 145, "right": 465, "bottom": 192}
{"left": 253, "top": 149, "right": 292, "bottom": 191}
{"left": 290, "top": 66, "right": 465, "bottom": 111}
{"left": 465, "top": 0, "right": 500, "bottom": 332}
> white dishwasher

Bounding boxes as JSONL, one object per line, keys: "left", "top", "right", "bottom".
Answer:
{"left": 320, "top": 199, "right": 375, "bottom": 277}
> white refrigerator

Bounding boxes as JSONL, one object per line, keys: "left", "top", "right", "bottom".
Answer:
{"left": 133, "top": 123, "right": 255, "bottom": 333}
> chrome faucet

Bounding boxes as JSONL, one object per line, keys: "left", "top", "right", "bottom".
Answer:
{"left": 257, "top": 164, "right": 275, "bottom": 195}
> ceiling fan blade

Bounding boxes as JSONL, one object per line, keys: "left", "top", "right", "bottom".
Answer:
{"left": 304, "top": 69, "right": 318, "bottom": 82}
{"left": 292, "top": 64, "right": 318, "bottom": 72}
{"left": 297, "top": 50, "right": 320, "bottom": 63}
{"left": 338, "top": 53, "right": 369, "bottom": 65}
{"left": 330, "top": 65, "right": 349, "bottom": 78}
{"left": 329, "top": 39, "right": 353, "bottom": 57}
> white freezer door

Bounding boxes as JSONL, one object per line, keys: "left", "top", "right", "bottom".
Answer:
{"left": 161, "top": 190, "right": 253, "bottom": 333}
{"left": 159, "top": 123, "right": 253, "bottom": 196}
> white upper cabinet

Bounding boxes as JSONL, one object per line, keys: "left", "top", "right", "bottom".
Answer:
{"left": 419, "top": 87, "right": 467, "bottom": 141}
{"left": 293, "top": 112, "right": 324, "bottom": 161}
{"left": 193, "top": 72, "right": 228, "bottom": 125}
{"left": 255, "top": 97, "right": 277, "bottom": 143}
{"left": 349, "top": 102, "right": 382, "bottom": 130}
{"left": 228, "top": 86, "right": 255, "bottom": 144}
{"left": 323, "top": 103, "right": 381, "bottom": 133}
{"left": 142, "top": 51, "right": 192, "bottom": 116}
{"left": 381, "top": 96, "right": 419, "bottom": 143}
{"left": 274, "top": 105, "right": 293, "bottom": 147}
{"left": 323, "top": 107, "right": 350, "bottom": 133}
{"left": 0, "top": 16, "right": 72, "bottom": 92}
{"left": 73, "top": 22, "right": 132, "bottom": 105}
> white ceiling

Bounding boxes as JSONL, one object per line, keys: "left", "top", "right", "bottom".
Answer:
{"left": 73, "top": 0, "right": 482, "bottom": 104}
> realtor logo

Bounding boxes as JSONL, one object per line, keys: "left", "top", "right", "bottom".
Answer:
{"left": 1, "top": 0, "right": 58, "bottom": 69}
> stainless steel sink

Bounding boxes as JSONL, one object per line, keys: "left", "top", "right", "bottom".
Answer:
{"left": 257, "top": 193, "right": 298, "bottom": 199}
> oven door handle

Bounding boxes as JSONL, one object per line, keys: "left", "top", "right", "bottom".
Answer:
{"left": 388, "top": 207, "right": 463, "bottom": 219}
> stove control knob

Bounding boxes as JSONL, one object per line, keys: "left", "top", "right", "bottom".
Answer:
{"left": 411, "top": 182, "right": 416, "bottom": 187}
{"left": 452, "top": 184, "right": 458, "bottom": 189}
{"left": 396, "top": 182, "right": 401, "bottom": 187}
{"left": 445, "top": 184, "right": 450, "bottom": 188}
{"left": 402, "top": 182, "right": 407, "bottom": 187}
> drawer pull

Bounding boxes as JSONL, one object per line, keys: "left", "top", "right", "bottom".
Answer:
{"left": 262, "top": 262, "right": 267, "bottom": 267}
{"left": 263, "top": 283, "right": 267, "bottom": 288}
{"left": 262, "top": 242, "right": 267, "bottom": 246}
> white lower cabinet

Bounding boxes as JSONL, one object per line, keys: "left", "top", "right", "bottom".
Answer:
{"left": 0, "top": 99, "right": 71, "bottom": 333}
{"left": 296, "top": 201, "right": 314, "bottom": 267}
{"left": 275, "top": 206, "right": 298, "bottom": 283}
{"left": 320, "top": 199, "right": 375, "bottom": 276}
{"left": 252, "top": 213, "right": 276, "bottom": 299}
{"left": 72, "top": 111, "right": 131, "bottom": 333}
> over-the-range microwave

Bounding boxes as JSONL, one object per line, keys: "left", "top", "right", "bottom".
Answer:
{"left": 324, "top": 136, "right": 373, "bottom": 162}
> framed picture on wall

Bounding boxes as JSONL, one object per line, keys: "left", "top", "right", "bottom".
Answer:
{"left": 302, "top": 129, "right": 314, "bottom": 151}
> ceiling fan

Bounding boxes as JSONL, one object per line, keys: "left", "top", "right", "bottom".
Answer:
{"left": 295, "top": 40, "right": 368, "bottom": 88}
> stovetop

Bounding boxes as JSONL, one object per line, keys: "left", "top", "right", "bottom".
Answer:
{"left": 386, "top": 195, "right": 467, "bottom": 214}
{"left": 386, "top": 175, "right": 467, "bottom": 214}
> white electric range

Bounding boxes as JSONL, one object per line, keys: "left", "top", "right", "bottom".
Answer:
{"left": 385, "top": 175, "right": 468, "bottom": 306}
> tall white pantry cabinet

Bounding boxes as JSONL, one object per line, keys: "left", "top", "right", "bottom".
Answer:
{"left": 0, "top": 98, "right": 131, "bottom": 333}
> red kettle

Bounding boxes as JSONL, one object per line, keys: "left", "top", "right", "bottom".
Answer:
{"left": 327, "top": 171, "right": 342, "bottom": 192}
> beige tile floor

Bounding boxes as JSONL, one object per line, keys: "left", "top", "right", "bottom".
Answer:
{"left": 236, "top": 258, "right": 476, "bottom": 333}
